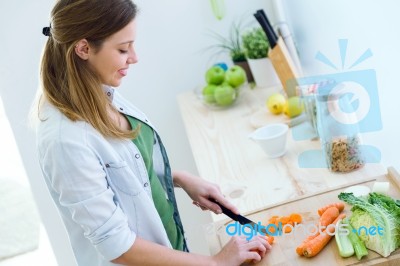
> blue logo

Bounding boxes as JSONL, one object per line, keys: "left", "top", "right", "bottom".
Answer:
{"left": 288, "top": 39, "right": 382, "bottom": 168}
{"left": 223, "top": 221, "right": 384, "bottom": 241}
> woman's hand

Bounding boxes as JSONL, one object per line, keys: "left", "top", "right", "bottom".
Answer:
{"left": 172, "top": 170, "right": 239, "bottom": 215}
{"left": 212, "top": 236, "right": 271, "bottom": 266}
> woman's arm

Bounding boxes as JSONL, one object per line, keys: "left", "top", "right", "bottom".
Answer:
{"left": 172, "top": 170, "right": 239, "bottom": 215}
{"left": 111, "top": 235, "right": 270, "bottom": 266}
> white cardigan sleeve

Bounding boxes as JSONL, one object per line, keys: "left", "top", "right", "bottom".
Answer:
{"left": 40, "top": 128, "right": 135, "bottom": 261}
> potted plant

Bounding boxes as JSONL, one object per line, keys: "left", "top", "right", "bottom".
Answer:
{"left": 242, "top": 27, "right": 280, "bottom": 88}
{"left": 204, "top": 20, "right": 254, "bottom": 82}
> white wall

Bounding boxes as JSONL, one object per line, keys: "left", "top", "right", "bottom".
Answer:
{"left": 0, "top": 0, "right": 271, "bottom": 263}
{"left": 281, "top": 0, "right": 400, "bottom": 170}
{"left": 0, "top": 1, "right": 75, "bottom": 265}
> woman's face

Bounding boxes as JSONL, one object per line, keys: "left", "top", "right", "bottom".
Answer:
{"left": 87, "top": 20, "right": 138, "bottom": 87}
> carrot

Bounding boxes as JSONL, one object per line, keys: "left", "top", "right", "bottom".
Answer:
{"left": 268, "top": 225, "right": 276, "bottom": 234}
{"left": 269, "top": 215, "right": 279, "bottom": 220}
{"left": 303, "top": 213, "right": 346, "bottom": 257}
{"left": 289, "top": 213, "right": 302, "bottom": 224}
{"left": 266, "top": 235, "right": 274, "bottom": 245}
{"left": 318, "top": 202, "right": 345, "bottom": 216}
{"left": 296, "top": 231, "right": 320, "bottom": 255}
{"left": 302, "top": 230, "right": 333, "bottom": 257}
{"left": 296, "top": 212, "right": 345, "bottom": 256}
{"left": 327, "top": 213, "right": 346, "bottom": 234}
{"left": 268, "top": 216, "right": 279, "bottom": 224}
{"left": 319, "top": 206, "right": 339, "bottom": 227}
{"left": 267, "top": 213, "right": 302, "bottom": 239}
{"left": 278, "top": 216, "right": 290, "bottom": 224}
{"left": 283, "top": 225, "right": 293, "bottom": 233}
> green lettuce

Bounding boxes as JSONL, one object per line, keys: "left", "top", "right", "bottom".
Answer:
{"left": 338, "top": 192, "right": 399, "bottom": 257}
{"left": 368, "top": 192, "right": 400, "bottom": 248}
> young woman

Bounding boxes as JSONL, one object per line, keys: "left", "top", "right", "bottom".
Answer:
{"left": 37, "top": 0, "right": 270, "bottom": 265}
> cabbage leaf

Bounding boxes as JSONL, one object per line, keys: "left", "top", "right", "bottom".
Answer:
{"left": 338, "top": 192, "right": 399, "bottom": 257}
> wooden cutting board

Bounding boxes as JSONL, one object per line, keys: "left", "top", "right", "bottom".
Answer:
{"left": 211, "top": 168, "right": 400, "bottom": 265}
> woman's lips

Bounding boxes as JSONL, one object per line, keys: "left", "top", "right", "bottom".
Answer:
{"left": 118, "top": 69, "right": 128, "bottom": 76}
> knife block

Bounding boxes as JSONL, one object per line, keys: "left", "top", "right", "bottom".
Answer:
{"left": 268, "top": 37, "right": 300, "bottom": 97}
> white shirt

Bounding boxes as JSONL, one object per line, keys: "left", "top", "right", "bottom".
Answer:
{"left": 36, "top": 88, "right": 185, "bottom": 265}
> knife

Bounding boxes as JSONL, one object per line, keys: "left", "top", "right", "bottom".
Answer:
{"left": 255, "top": 10, "right": 277, "bottom": 48}
{"left": 253, "top": 9, "right": 300, "bottom": 97}
{"left": 210, "top": 198, "right": 268, "bottom": 235}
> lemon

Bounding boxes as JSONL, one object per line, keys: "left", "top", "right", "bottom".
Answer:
{"left": 266, "top": 93, "right": 286, "bottom": 115}
{"left": 283, "top": 96, "right": 304, "bottom": 118}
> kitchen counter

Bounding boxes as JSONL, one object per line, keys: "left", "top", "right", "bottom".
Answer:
{"left": 177, "top": 85, "right": 386, "bottom": 223}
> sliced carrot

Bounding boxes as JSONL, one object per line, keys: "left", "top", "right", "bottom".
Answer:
{"left": 317, "top": 202, "right": 345, "bottom": 216}
{"left": 283, "top": 225, "right": 292, "bottom": 233}
{"left": 268, "top": 226, "right": 276, "bottom": 234}
{"left": 266, "top": 235, "right": 274, "bottom": 245}
{"left": 318, "top": 206, "right": 339, "bottom": 227}
{"left": 289, "top": 213, "right": 302, "bottom": 224}
{"left": 302, "top": 213, "right": 346, "bottom": 257}
{"left": 268, "top": 216, "right": 278, "bottom": 224}
{"left": 278, "top": 216, "right": 290, "bottom": 225}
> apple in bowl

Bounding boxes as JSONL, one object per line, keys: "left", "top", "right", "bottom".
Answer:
{"left": 199, "top": 64, "right": 247, "bottom": 108}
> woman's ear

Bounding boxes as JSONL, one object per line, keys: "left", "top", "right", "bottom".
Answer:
{"left": 74, "top": 39, "right": 90, "bottom": 60}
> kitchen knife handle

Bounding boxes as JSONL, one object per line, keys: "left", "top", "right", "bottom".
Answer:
{"left": 254, "top": 13, "right": 277, "bottom": 48}
{"left": 258, "top": 9, "right": 278, "bottom": 42}
{"left": 254, "top": 10, "right": 277, "bottom": 48}
{"left": 209, "top": 198, "right": 248, "bottom": 225}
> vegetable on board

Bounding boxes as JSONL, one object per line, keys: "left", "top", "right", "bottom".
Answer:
{"left": 338, "top": 192, "right": 400, "bottom": 257}
{"left": 303, "top": 213, "right": 346, "bottom": 257}
{"left": 335, "top": 219, "right": 355, "bottom": 258}
{"left": 345, "top": 219, "right": 368, "bottom": 260}
{"left": 318, "top": 202, "right": 345, "bottom": 216}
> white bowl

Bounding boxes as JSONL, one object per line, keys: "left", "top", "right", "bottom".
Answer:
{"left": 249, "top": 123, "right": 289, "bottom": 158}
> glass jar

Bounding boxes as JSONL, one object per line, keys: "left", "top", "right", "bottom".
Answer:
{"left": 315, "top": 86, "right": 364, "bottom": 173}
{"left": 301, "top": 85, "right": 319, "bottom": 138}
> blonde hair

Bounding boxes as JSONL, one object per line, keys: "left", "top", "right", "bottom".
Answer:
{"left": 39, "top": 0, "right": 138, "bottom": 139}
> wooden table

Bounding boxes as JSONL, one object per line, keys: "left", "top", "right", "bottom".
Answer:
{"left": 177, "top": 86, "right": 386, "bottom": 223}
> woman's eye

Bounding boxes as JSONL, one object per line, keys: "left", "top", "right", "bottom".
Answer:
{"left": 119, "top": 49, "right": 128, "bottom": 54}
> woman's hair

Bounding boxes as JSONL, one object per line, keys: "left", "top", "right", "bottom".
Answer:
{"left": 40, "top": 0, "right": 139, "bottom": 139}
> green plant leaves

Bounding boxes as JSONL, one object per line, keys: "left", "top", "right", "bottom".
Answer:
{"left": 242, "top": 28, "right": 270, "bottom": 59}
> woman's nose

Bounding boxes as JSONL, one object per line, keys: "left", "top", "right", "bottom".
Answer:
{"left": 127, "top": 50, "right": 138, "bottom": 64}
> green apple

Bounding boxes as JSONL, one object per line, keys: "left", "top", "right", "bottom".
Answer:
{"left": 225, "top": 65, "right": 246, "bottom": 88}
{"left": 214, "top": 84, "right": 236, "bottom": 106}
{"left": 283, "top": 96, "right": 304, "bottom": 118}
{"left": 266, "top": 93, "right": 286, "bottom": 115}
{"left": 205, "top": 66, "right": 225, "bottom": 85}
{"left": 202, "top": 84, "right": 217, "bottom": 103}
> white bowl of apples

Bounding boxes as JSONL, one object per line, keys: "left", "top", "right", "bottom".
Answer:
{"left": 196, "top": 64, "right": 247, "bottom": 109}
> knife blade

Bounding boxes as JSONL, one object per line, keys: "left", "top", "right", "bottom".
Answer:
{"left": 210, "top": 198, "right": 268, "bottom": 235}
